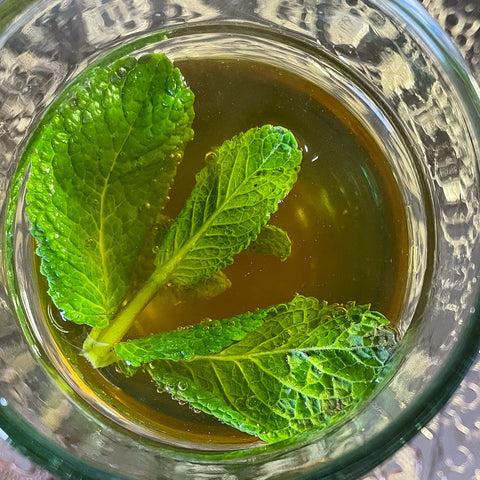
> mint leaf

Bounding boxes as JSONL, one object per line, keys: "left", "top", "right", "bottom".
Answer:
{"left": 245, "top": 224, "right": 291, "bottom": 261}
{"left": 26, "top": 54, "right": 194, "bottom": 327}
{"left": 115, "top": 308, "right": 269, "bottom": 366}
{"left": 153, "top": 125, "right": 301, "bottom": 286}
{"left": 83, "top": 125, "right": 302, "bottom": 367}
{"left": 116, "top": 296, "right": 397, "bottom": 443}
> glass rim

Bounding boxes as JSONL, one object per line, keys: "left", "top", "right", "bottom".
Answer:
{"left": 1, "top": 0, "right": 480, "bottom": 478}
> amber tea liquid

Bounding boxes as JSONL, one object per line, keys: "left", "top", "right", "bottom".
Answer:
{"left": 38, "top": 58, "right": 409, "bottom": 449}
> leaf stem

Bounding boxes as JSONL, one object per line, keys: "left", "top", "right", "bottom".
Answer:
{"left": 82, "top": 269, "right": 170, "bottom": 368}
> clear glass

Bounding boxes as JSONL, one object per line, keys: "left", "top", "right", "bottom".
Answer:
{"left": 0, "top": 0, "right": 480, "bottom": 479}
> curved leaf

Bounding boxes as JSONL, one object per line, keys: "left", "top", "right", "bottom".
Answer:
{"left": 117, "top": 296, "right": 398, "bottom": 443}
{"left": 153, "top": 125, "right": 301, "bottom": 285}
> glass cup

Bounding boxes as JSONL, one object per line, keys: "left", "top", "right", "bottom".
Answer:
{"left": 1, "top": 0, "right": 480, "bottom": 478}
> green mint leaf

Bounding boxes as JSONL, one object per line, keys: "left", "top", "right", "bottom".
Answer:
{"left": 83, "top": 125, "right": 302, "bottom": 367}
{"left": 245, "top": 224, "right": 291, "bottom": 261}
{"left": 26, "top": 54, "right": 194, "bottom": 328}
{"left": 118, "top": 296, "right": 397, "bottom": 443}
{"left": 115, "top": 309, "right": 269, "bottom": 366}
{"left": 153, "top": 125, "right": 301, "bottom": 286}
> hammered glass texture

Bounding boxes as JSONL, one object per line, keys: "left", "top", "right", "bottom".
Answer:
{"left": 0, "top": 0, "right": 480, "bottom": 479}
{"left": 365, "top": 2, "right": 480, "bottom": 477}
{"left": 422, "top": 0, "right": 480, "bottom": 80}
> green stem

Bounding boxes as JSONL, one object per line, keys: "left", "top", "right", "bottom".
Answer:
{"left": 82, "top": 269, "right": 169, "bottom": 368}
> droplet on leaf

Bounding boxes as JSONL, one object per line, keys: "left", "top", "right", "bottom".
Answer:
{"left": 177, "top": 380, "right": 188, "bottom": 391}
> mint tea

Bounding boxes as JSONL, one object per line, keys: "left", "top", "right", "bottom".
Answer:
{"left": 22, "top": 49, "right": 410, "bottom": 449}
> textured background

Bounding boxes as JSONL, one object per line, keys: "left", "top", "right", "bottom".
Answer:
{"left": 1, "top": 0, "right": 480, "bottom": 479}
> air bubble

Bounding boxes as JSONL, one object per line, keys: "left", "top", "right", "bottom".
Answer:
{"left": 210, "top": 320, "right": 222, "bottom": 330}
{"left": 170, "top": 152, "right": 183, "bottom": 162}
{"left": 200, "top": 318, "right": 212, "bottom": 330}
{"left": 204, "top": 151, "right": 216, "bottom": 163}
{"left": 177, "top": 381, "right": 188, "bottom": 391}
